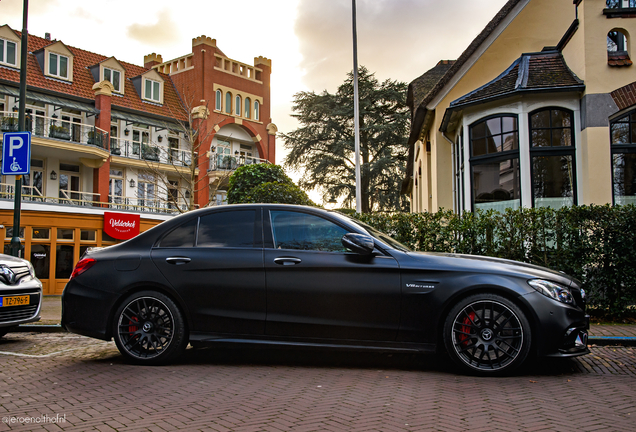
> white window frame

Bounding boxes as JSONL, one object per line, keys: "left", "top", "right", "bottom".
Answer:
{"left": 49, "top": 52, "right": 69, "bottom": 79}
{"left": 0, "top": 38, "right": 17, "bottom": 67}
{"left": 235, "top": 95, "right": 242, "bottom": 116}
{"left": 103, "top": 67, "right": 122, "bottom": 93}
{"left": 215, "top": 90, "right": 222, "bottom": 111}
{"left": 144, "top": 78, "right": 161, "bottom": 103}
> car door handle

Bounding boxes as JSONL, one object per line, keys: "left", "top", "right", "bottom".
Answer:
{"left": 274, "top": 257, "right": 302, "bottom": 266}
{"left": 165, "top": 257, "right": 191, "bottom": 265}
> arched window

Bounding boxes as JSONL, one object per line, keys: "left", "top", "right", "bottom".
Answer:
{"left": 529, "top": 108, "right": 576, "bottom": 208}
{"left": 235, "top": 95, "right": 241, "bottom": 116}
{"left": 215, "top": 90, "right": 222, "bottom": 111}
{"left": 469, "top": 115, "right": 520, "bottom": 211}
{"left": 225, "top": 92, "right": 232, "bottom": 114}
{"left": 608, "top": 30, "right": 628, "bottom": 53}
{"left": 254, "top": 100, "right": 260, "bottom": 121}
{"left": 245, "top": 98, "right": 251, "bottom": 118}
{"left": 610, "top": 108, "right": 636, "bottom": 205}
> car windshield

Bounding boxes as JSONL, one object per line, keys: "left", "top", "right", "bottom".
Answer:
{"left": 332, "top": 212, "right": 412, "bottom": 252}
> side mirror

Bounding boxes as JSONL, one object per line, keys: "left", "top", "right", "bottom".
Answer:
{"left": 342, "top": 233, "right": 375, "bottom": 255}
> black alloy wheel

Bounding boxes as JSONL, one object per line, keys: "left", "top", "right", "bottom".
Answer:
{"left": 443, "top": 293, "right": 531, "bottom": 375}
{"left": 113, "top": 291, "right": 187, "bottom": 365}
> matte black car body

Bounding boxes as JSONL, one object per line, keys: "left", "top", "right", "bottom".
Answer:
{"left": 62, "top": 204, "right": 589, "bottom": 374}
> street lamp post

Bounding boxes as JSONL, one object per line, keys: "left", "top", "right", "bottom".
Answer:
{"left": 352, "top": 0, "right": 362, "bottom": 214}
{"left": 10, "top": 0, "right": 29, "bottom": 257}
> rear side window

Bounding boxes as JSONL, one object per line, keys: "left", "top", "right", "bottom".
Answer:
{"left": 159, "top": 218, "right": 197, "bottom": 248}
{"left": 197, "top": 210, "right": 256, "bottom": 248}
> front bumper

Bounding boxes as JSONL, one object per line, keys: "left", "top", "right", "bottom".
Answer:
{"left": 522, "top": 291, "right": 590, "bottom": 358}
{"left": 1, "top": 285, "right": 42, "bottom": 328}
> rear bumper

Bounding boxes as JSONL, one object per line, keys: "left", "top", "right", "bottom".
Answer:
{"left": 61, "top": 281, "right": 118, "bottom": 341}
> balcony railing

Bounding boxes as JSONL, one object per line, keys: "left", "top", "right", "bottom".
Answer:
{"left": 209, "top": 154, "right": 269, "bottom": 171}
{"left": 0, "top": 183, "right": 185, "bottom": 214}
{"left": 108, "top": 195, "right": 188, "bottom": 213}
{"left": 0, "top": 111, "right": 108, "bottom": 149}
{"left": 110, "top": 136, "right": 193, "bottom": 167}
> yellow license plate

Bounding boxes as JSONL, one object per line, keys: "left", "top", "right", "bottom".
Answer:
{"left": 1, "top": 295, "right": 30, "bottom": 307}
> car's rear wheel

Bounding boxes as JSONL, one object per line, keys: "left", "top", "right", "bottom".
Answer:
{"left": 113, "top": 291, "right": 187, "bottom": 365}
{"left": 443, "top": 293, "right": 531, "bottom": 375}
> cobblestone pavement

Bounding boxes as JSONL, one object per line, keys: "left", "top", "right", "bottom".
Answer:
{"left": 0, "top": 333, "right": 634, "bottom": 432}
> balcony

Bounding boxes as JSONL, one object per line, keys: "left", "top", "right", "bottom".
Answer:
{"left": 108, "top": 196, "right": 188, "bottom": 214}
{"left": 1, "top": 111, "right": 108, "bottom": 149}
{"left": 110, "top": 136, "right": 193, "bottom": 167}
{"left": 209, "top": 154, "right": 269, "bottom": 172}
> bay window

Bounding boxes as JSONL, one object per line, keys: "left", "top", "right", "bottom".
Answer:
{"left": 611, "top": 109, "right": 636, "bottom": 205}
{"left": 529, "top": 108, "right": 576, "bottom": 208}
{"left": 470, "top": 115, "right": 520, "bottom": 211}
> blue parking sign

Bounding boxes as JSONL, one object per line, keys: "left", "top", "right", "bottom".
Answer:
{"left": 2, "top": 131, "right": 31, "bottom": 176}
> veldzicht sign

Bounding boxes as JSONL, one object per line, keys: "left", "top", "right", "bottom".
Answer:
{"left": 104, "top": 212, "right": 140, "bottom": 240}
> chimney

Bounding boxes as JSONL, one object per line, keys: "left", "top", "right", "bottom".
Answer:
{"left": 45, "top": 32, "right": 51, "bottom": 41}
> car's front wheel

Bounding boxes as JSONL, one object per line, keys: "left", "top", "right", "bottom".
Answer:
{"left": 113, "top": 291, "right": 187, "bottom": 365}
{"left": 443, "top": 293, "right": 531, "bottom": 375}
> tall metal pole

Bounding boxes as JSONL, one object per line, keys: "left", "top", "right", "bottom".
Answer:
{"left": 352, "top": 0, "right": 362, "bottom": 213}
{"left": 10, "top": 0, "right": 28, "bottom": 257}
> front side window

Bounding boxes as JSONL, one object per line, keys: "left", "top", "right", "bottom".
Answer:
{"left": 49, "top": 53, "right": 69, "bottom": 79}
{"left": 611, "top": 109, "right": 636, "bottom": 205}
{"left": 529, "top": 108, "right": 576, "bottom": 208}
{"left": 103, "top": 67, "right": 121, "bottom": 92}
{"left": 270, "top": 211, "right": 348, "bottom": 252}
{"left": 469, "top": 115, "right": 520, "bottom": 211}
{"left": 144, "top": 79, "right": 161, "bottom": 102}
{"left": 0, "top": 38, "right": 17, "bottom": 66}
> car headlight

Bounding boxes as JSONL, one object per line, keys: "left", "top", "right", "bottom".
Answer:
{"left": 528, "top": 279, "right": 574, "bottom": 305}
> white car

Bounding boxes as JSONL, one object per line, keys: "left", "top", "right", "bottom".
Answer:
{"left": 0, "top": 254, "right": 42, "bottom": 338}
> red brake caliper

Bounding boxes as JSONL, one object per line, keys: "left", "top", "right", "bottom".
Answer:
{"left": 128, "top": 316, "right": 139, "bottom": 339}
{"left": 458, "top": 312, "right": 476, "bottom": 346}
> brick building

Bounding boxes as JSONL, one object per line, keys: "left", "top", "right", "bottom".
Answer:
{"left": 0, "top": 25, "right": 276, "bottom": 294}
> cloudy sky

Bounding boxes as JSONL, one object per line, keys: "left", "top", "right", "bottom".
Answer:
{"left": 2, "top": 0, "right": 509, "bottom": 164}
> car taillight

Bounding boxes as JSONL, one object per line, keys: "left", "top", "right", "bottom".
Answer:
{"left": 69, "top": 258, "right": 96, "bottom": 280}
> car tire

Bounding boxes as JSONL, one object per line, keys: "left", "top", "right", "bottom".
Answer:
{"left": 443, "top": 293, "right": 531, "bottom": 375}
{"left": 112, "top": 291, "right": 188, "bottom": 365}
{"left": 0, "top": 328, "right": 9, "bottom": 338}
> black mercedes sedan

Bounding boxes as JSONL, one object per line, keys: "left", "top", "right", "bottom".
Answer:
{"left": 62, "top": 204, "right": 589, "bottom": 374}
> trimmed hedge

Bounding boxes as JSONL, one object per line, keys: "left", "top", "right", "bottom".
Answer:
{"left": 352, "top": 205, "right": 636, "bottom": 316}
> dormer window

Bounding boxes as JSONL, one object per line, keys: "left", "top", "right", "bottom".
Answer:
{"left": 131, "top": 70, "right": 164, "bottom": 104}
{"left": 608, "top": 30, "right": 632, "bottom": 67}
{"left": 103, "top": 67, "right": 121, "bottom": 93}
{"left": 0, "top": 38, "right": 17, "bottom": 67}
{"left": 144, "top": 78, "right": 161, "bottom": 102}
{"left": 49, "top": 52, "right": 69, "bottom": 79}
